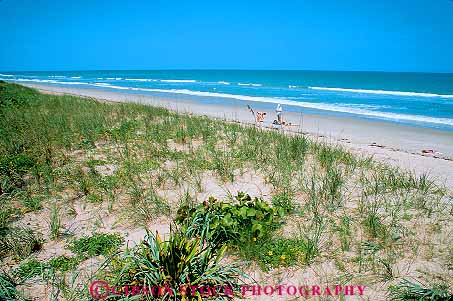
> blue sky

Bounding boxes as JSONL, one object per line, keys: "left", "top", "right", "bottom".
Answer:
{"left": 1, "top": 0, "right": 452, "bottom": 72}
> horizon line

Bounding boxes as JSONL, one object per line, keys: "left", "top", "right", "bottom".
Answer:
{"left": 1, "top": 68, "right": 453, "bottom": 75}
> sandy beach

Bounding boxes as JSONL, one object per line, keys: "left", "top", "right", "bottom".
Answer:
{"left": 22, "top": 83, "right": 453, "bottom": 188}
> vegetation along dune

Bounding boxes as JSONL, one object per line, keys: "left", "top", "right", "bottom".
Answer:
{"left": 0, "top": 81, "right": 452, "bottom": 300}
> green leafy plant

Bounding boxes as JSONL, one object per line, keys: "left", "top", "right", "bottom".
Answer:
{"left": 176, "top": 192, "right": 285, "bottom": 245}
{"left": 21, "top": 194, "right": 43, "bottom": 212}
{"left": 271, "top": 191, "right": 296, "bottom": 214}
{"left": 246, "top": 238, "right": 304, "bottom": 270}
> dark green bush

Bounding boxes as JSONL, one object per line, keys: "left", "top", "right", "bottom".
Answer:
{"left": 271, "top": 191, "right": 296, "bottom": 214}
{"left": 176, "top": 192, "right": 285, "bottom": 246}
{"left": 0, "top": 81, "right": 37, "bottom": 109}
{"left": 0, "top": 154, "right": 35, "bottom": 193}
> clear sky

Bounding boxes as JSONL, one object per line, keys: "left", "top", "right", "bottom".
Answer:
{"left": 1, "top": 0, "right": 452, "bottom": 72}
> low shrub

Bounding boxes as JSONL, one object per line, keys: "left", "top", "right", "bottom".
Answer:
{"left": 244, "top": 238, "right": 304, "bottom": 270}
{"left": 0, "top": 81, "right": 37, "bottom": 109}
{"left": 176, "top": 192, "right": 285, "bottom": 246}
{"left": 0, "top": 154, "right": 35, "bottom": 193}
{"left": 0, "top": 227, "right": 42, "bottom": 259}
{"left": 271, "top": 191, "right": 296, "bottom": 214}
{"left": 0, "top": 200, "right": 20, "bottom": 230}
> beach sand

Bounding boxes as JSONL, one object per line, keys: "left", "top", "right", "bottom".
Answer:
{"left": 22, "top": 83, "right": 453, "bottom": 188}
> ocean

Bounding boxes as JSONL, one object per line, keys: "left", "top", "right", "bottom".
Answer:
{"left": 1, "top": 70, "right": 453, "bottom": 131}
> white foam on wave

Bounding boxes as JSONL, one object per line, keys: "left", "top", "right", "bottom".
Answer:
{"left": 0, "top": 74, "right": 14, "bottom": 77}
{"left": 16, "top": 78, "right": 58, "bottom": 84}
{"left": 70, "top": 76, "right": 81, "bottom": 79}
{"left": 238, "top": 83, "right": 262, "bottom": 87}
{"left": 15, "top": 78, "right": 88, "bottom": 85}
{"left": 160, "top": 79, "right": 197, "bottom": 83}
{"left": 92, "top": 85, "right": 453, "bottom": 126}
{"left": 218, "top": 81, "right": 230, "bottom": 85}
{"left": 59, "top": 81, "right": 88, "bottom": 85}
{"left": 92, "top": 83, "right": 128, "bottom": 89}
{"left": 309, "top": 86, "right": 453, "bottom": 98}
{"left": 125, "top": 78, "right": 158, "bottom": 82}
{"left": 288, "top": 85, "right": 297, "bottom": 88}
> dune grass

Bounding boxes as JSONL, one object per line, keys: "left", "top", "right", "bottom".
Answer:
{"left": 0, "top": 81, "right": 452, "bottom": 300}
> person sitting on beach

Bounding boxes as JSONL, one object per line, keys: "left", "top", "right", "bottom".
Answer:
{"left": 273, "top": 119, "right": 293, "bottom": 128}
{"left": 256, "top": 112, "right": 266, "bottom": 125}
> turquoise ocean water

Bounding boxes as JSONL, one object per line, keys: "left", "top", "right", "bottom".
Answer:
{"left": 1, "top": 70, "right": 453, "bottom": 131}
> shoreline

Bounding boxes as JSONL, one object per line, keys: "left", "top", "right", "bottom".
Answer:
{"left": 21, "top": 83, "right": 453, "bottom": 188}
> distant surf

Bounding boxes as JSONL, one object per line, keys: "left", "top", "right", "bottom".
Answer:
{"left": 2, "top": 70, "right": 453, "bottom": 131}
{"left": 309, "top": 86, "right": 453, "bottom": 98}
{"left": 63, "top": 82, "right": 453, "bottom": 127}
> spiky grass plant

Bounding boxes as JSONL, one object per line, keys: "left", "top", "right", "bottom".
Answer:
{"left": 128, "top": 187, "right": 171, "bottom": 226}
{"left": 300, "top": 216, "right": 325, "bottom": 264}
{"left": 111, "top": 230, "right": 243, "bottom": 300}
{"left": 49, "top": 204, "right": 61, "bottom": 240}
{"left": 0, "top": 272, "right": 24, "bottom": 301}
{"left": 388, "top": 279, "right": 452, "bottom": 301}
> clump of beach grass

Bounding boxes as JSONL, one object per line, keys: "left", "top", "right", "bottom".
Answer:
{"left": 67, "top": 232, "right": 124, "bottom": 259}
{"left": 49, "top": 204, "right": 62, "bottom": 240}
